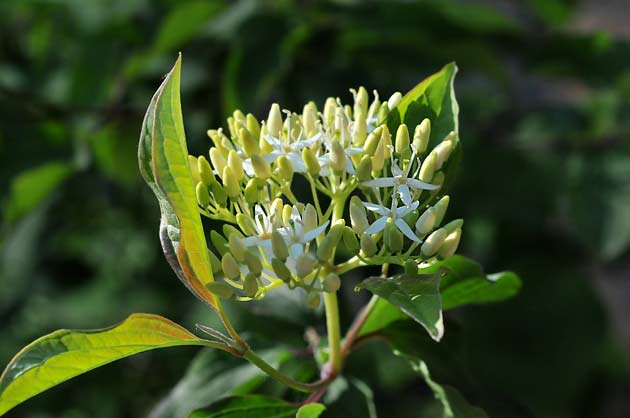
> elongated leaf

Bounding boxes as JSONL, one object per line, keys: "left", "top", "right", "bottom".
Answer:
{"left": 359, "top": 256, "right": 521, "bottom": 336}
{"left": 139, "top": 55, "right": 218, "bottom": 308}
{"left": 0, "top": 313, "right": 217, "bottom": 416}
{"left": 296, "top": 403, "right": 326, "bottom": 418}
{"left": 356, "top": 273, "right": 443, "bottom": 341}
{"left": 188, "top": 395, "right": 298, "bottom": 418}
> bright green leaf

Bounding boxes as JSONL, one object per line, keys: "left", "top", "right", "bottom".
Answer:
{"left": 356, "top": 272, "right": 443, "bottom": 341}
{"left": 0, "top": 313, "right": 219, "bottom": 416}
{"left": 139, "top": 55, "right": 219, "bottom": 308}
{"left": 188, "top": 395, "right": 297, "bottom": 418}
{"left": 296, "top": 403, "right": 326, "bottom": 418}
{"left": 4, "top": 161, "right": 72, "bottom": 222}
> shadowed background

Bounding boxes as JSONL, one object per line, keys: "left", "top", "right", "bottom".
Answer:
{"left": 1, "top": 0, "right": 629, "bottom": 417}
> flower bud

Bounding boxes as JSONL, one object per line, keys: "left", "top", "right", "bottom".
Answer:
{"left": 360, "top": 233, "right": 377, "bottom": 257}
{"left": 228, "top": 233, "right": 247, "bottom": 262}
{"left": 433, "top": 137, "right": 453, "bottom": 169}
{"left": 222, "top": 166, "right": 240, "bottom": 198}
{"left": 421, "top": 228, "right": 447, "bottom": 257}
{"left": 196, "top": 182, "right": 211, "bottom": 207}
{"left": 353, "top": 87, "right": 368, "bottom": 115}
{"left": 211, "top": 148, "right": 229, "bottom": 178}
{"left": 227, "top": 116, "right": 236, "bottom": 139}
{"left": 404, "top": 260, "right": 418, "bottom": 275}
{"left": 271, "top": 198, "right": 284, "bottom": 220}
{"left": 403, "top": 209, "right": 419, "bottom": 227}
{"left": 352, "top": 111, "right": 368, "bottom": 146}
{"left": 222, "top": 253, "right": 241, "bottom": 280}
{"left": 324, "top": 98, "right": 336, "bottom": 130}
{"left": 415, "top": 208, "right": 436, "bottom": 235}
{"left": 384, "top": 222, "right": 403, "bottom": 253}
{"left": 236, "top": 213, "right": 257, "bottom": 236}
{"left": 413, "top": 119, "right": 431, "bottom": 153}
{"left": 233, "top": 109, "right": 246, "bottom": 124}
{"left": 323, "top": 273, "right": 341, "bottom": 293}
{"left": 442, "top": 218, "right": 463, "bottom": 234}
{"left": 367, "top": 90, "right": 380, "bottom": 119}
{"left": 227, "top": 150, "right": 244, "bottom": 181}
{"left": 243, "top": 273, "right": 259, "bottom": 298}
{"left": 198, "top": 155, "right": 216, "bottom": 187}
{"left": 430, "top": 171, "right": 444, "bottom": 194}
{"left": 277, "top": 155, "right": 294, "bottom": 181}
{"left": 272, "top": 258, "right": 292, "bottom": 282}
{"left": 342, "top": 226, "right": 360, "bottom": 254}
{"left": 433, "top": 196, "right": 450, "bottom": 227}
{"left": 387, "top": 92, "right": 403, "bottom": 110}
{"left": 223, "top": 224, "right": 244, "bottom": 239}
{"left": 356, "top": 155, "right": 372, "bottom": 182}
{"left": 296, "top": 253, "right": 315, "bottom": 278}
{"left": 335, "top": 107, "right": 349, "bottom": 140}
{"left": 271, "top": 229, "right": 289, "bottom": 261}
{"left": 206, "top": 282, "right": 234, "bottom": 299}
{"left": 244, "top": 178, "right": 260, "bottom": 204}
{"left": 371, "top": 138, "right": 386, "bottom": 174}
{"left": 317, "top": 221, "right": 345, "bottom": 261}
{"left": 418, "top": 152, "right": 437, "bottom": 183}
{"left": 267, "top": 103, "right": 283, "bottom": 138}
{"left": 251, "top": 154, "right": 271, "bottom": 180}
{"left": 208, "top": 250, "right": 221, "bottom": 274}
{"left": 363, "top": 126, "right": 382, "bottom": 156}
{"left": 302, "top": 204, "right": 318, "bottom": 232}
{"left": 259, "top": 124, "right": 273, "bottom": 154}
{"left": 207, "top": 129, "right": 223, "bottom": 149}
{"left": 302, "top": 147, "right": 320, "bottom": 176}
{"left": 330, "top": 140, "right": 346, "bottom": 174}
{"left": 376, "top": 102, "right": 389, "bottom": 125}
{"left": 303, "top": 103, "right": 318, "bottom": 137}
{"left": 350, "top": 196, "right": 369, "bottom": 234}
{"left": 244, "top": 251, "right": 262, "bottom": 276}
{"left": 211, "top": 231, "right": 228, "bottom": 256}
{"left": 381, "top": 126, "right": 392, "bottom": 159}
{"left": 238, "top": 127, "right": 259, "bottom": 157}
{"left": 395, "top": 124, "right": 410, "bottom": 157}
{"left": 438, "top": 228, "right": 461, "bottom": 259}
{"left": 210, "top": 182, "right": 228, "bottom": 207}
{"left": 282, "top": 204, "right": 293, "bottom": 226}
{"left": 189, "top": 155, "right": 201, "bottom": 184}
{"left": 246, "top": 113, "right": 260, "bottom": 140}
{"left": 306, "top": 292, "right": 321, "bottom": 309}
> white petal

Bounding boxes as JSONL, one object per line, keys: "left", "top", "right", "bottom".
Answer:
{"left": 288, "top": 152, "right": 307, "bottom": 172}
{"left": 264, "top": 134, "right": 283, "bottom": 148}
{"left": 346, "top": 147, "right": 364, "bottom": 155}
{"left": 365, "top": 216, "right": 388, "bottom": 235}
{"left": 391, "top": 160, "right": 403, "bottom": 176}
{"left": 345, "top": 157, "right": 356, "bottom": 174}
{"left": 398, "top": 184, "right": 413, "bottom": 206}
{"left": 407, "top": 179, "right": 440, "bottom": 191}
{"left": 362, "top": 178, "right": 396, "bottom": 188}
{"left": 242, "top": 159, "right": 255, "bottom": 177}
{"left": 304, "top": 220, "right": 330, "bottom": 241}
{"left": 362, "top": 202, "right": 389, "bottom": 216}
{"left": 395, "top": 218, "right": 421, "bottom": 242}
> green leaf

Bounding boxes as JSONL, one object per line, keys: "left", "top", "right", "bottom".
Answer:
{"left": 296, "top": 403, "right": 326, "bottom": 418}
{"left": 188, "top": 395, "right": 298, "bottom": 418}
{"left": 356, "top": 272, "right": 443, "bottom": 341}
{"left": 4, "top": 161, "right": 72, "bottom": 223}
{"left": 0, "top": 313, "right": 218, "bottom": 416}
{"left": 323, "top": 377, "right": 377, "bottom": 418}
{"left": 139, "top": 55, "right": 219, "bottom": 308}
{"left": 359, "top": 256, "right": 521, "bottom": 336}
{"left": 388, "top": 62, "right": 460, "bottom": 196}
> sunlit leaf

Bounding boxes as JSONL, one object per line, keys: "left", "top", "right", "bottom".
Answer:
{"left": 188, "top": 395, "right": 298, "bottom": 418}
{"left": 0, "top": 314, "right": 218, "bottom": 416}
{"left": 296, "top": 403, "right": 326, "bottom": 418}
{"left": 139, "top": 55, "right": 219, "bottom": 308}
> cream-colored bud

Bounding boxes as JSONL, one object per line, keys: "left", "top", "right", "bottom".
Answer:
{"left": 233, "top": 109, "right": 245, "bottom": 124}
{"left": 210, "top": 182, "right": 227, "bottom": 207}
{"left": 356, "top": 156, "right": 372, "bottom": 182}
{"left": 206, "top": 282, "right": 234, "bottom": 299}
{"left": 442, "top": 219, "right": 464, "bottom": 234}
{"left": 395, "top": 124, "right": 411, "bottom": 157}
{"left": 363, "top": 126, "right": 382, "bottom": 156}
{"left": 404, "top": 260, "right": 418, "bottom": 275}
{"left": 353, "top": 111, "right": 368, "bottom": 146}
{"left": 323, "top": 273, "right": 341, "bottom": 293}
{"left": 413, "top": 119, "right": 431, "bottom": 153}
{"left": 209, "top": 147, "right": 227, "bottom": 178}
{"left": 355, "top": 86, "right": 369, "bottom": 117}
{"left": 367, "top": 91, "right": 381, "bottom": 120}
{"left": 360, "top": 233, "right": 377, "bottom": 257}
{"left": 282, "top": 204, "right": 293, "bottom": 226}
{"left": 228, "top": 233, "right": 247, "bottom": 262}
{"left": 296, "top": 253, "right": 315, "bottom": 278}
{"left": 189, "top": 155, "right": 201, "bottom": 184}
{"left": 222, "top": 166, "right": 240, "bottom": 198}
{"left": 267, "top": 103, "right": 283, "bottom": 138}
{"left": 302, "top": 103, "right": 318, "bottom": 137}
{"left": 350, "top": 196, "right": 369, "bottom": 234}
{"left": 211, "top": 231, "right": 228, "bottom": 256}
{"left": 415, "top": 208, "right": 436, "bottom": 235}
{"left": 317, "top": 222, "right": 344, "bottom": 261}
{"left": 430, "top": 172, "right": 444, "bottom": 195}
{"left": 271, "top": 229, "right": 289, "bottom": 261}
{"left": 246, "top": 113, "right": 260, "bottom": 140}
{"left": 387, "top": 91, "right": 403, "bottom": 110}
{"left": 323, "top": 97, "right": 336, "bottom": 130}
{"left": 432, "top": 196, "right": 450, "bottom": 227}
{"left": 259, "top": 124, "right": 273, "bottom": 154}
{"left": 236, "top": 213, "right": 257, "bottom": 236}
{"left": 196, "top": 182, "right": 211, "bottom": 207}
{"left": 384, "top": 222, "right": 403, "bottom": 253}
{"left": 330, "top": 140, "right": 346, "bottom": 174}
{"left": 421, "top": 228, "right": 447, "bottom": 257}
{"left": 244, "top": 179, "right": 259, "bottom": 205}
{"left": 221, "top": 253, "right": 241, "bottom": 280}
{"left": 244, "top": 251, "right": 262, "bottom": 276}
{"left": 272, "top": 258, "right": 292, "bottom": 282}
{"left": 270, "top": 198, "right": 284, "bottom": 220}
{"left": 342, "top": 226, "right": 360, "bottom": 254}
{"left": 302, "top": 147, "right": 320, "bottom": 176}
{"left": 371, "top": 138, "right": 386, "bottom": 173}
{"left": 227, "top": 116, "right": 236, "bottom": 139}
{"left": 433, "top": 138, "right": 453, "bottom": 169}
{"left": 251, "top": 154, "right": 271, "bottom": 180}
{"left": 376, "top": 102, "right": 389, "bottom": 125}
{"left": 419, "top": 152, "right": 437, "bottom": 183}
{"left": 243, "top": 273, "right": 259, "bottom": 298}
{"left": 438, "top": 228, "right": 461, "bottom": 259}
{"left": 334, "top": 107, "right": 348, "bottom": 139}
{"left": 306, "top": 292, "right": 321, "bottom": 309}
{"left": 277, "top": 155, "right": 294, "bottom": 181}
{"left": 198, "top": 156, "right": 215, "bottom": 187}
{"left": 381, "top": 126, "right": 392, "bottom": 159}
{"left": 208, "top": 250, "right": 221, "bottom": 274}
{"left": 302, "top": 204, "right": 318, "bottom": 232}
{"left": 227, "top": 150, "right": 244, "bottom": 181}
{"left": 239, "top": 127, "right": 259, "bottom": 157}
{"left": 223, "top": 224, "right": 243, "bottom": 240}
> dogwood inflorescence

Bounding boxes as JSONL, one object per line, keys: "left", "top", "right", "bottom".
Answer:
{"left": 191, "top": 87, "right": 463, "bottom": 306}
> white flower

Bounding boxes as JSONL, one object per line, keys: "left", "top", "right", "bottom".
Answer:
{"left": 277, "top": 206, "right": 329, "bottom": 257}
{"left": 362, "top": 199, "right": 421, "bottom": 242}
{"left": 242, "top": 205, "right": 282, "bottom": 248}
{"left": 362, "top": 152, "right": 438, "bottom": 205}
{"left": 260, "top": 132, "right": 322, "bottom": 173}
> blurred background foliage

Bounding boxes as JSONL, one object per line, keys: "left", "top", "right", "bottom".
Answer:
{"left": 1, "top": 0, "right": 629, "bottom": 417}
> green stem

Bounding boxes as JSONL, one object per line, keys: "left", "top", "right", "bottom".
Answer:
{"left": 323, "top": 291, "right": 342, "bottom": 372}
{"left": 243, "top": 349, "right": 326, "bottom": 393}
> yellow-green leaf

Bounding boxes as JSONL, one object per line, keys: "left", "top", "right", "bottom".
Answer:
{"left": 0, "top": 313, "right": 216, "bottom": 416}
{"left": 139, "top": 55, "right": 218, "bottom": 308}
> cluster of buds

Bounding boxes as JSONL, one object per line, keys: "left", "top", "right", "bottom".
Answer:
{"left": 192, "top": 87, "right": 462, "bottom": 305}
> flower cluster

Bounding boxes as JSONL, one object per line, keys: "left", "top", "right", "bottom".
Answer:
{"left": 191, "top": 87, "right": 463, "bottom": 305}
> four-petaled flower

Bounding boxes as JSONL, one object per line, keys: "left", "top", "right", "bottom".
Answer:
{"left": 362, "top": 199, "right": 421, "bottom": 242}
